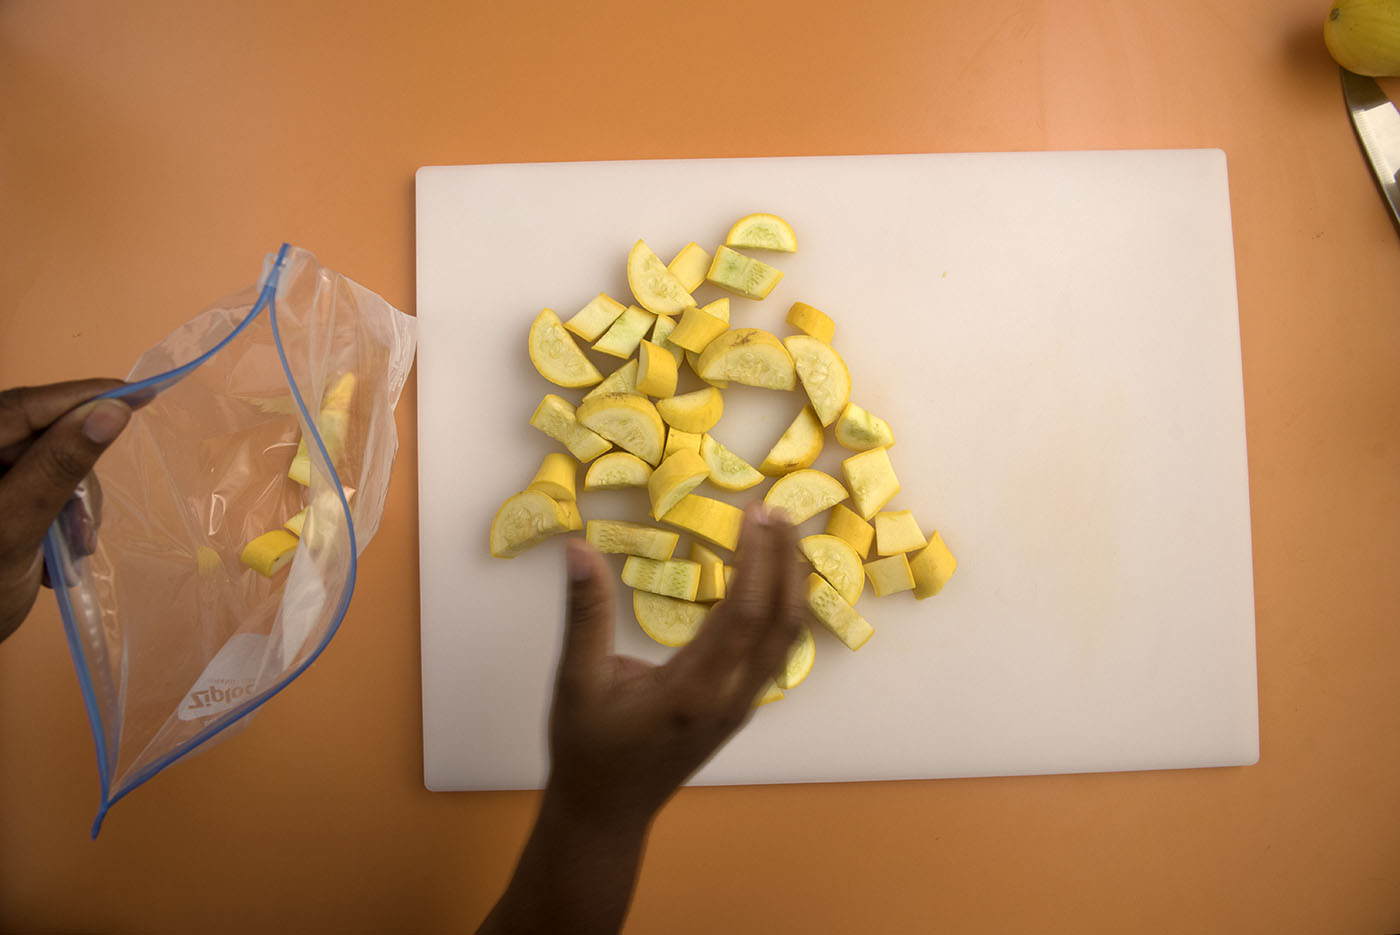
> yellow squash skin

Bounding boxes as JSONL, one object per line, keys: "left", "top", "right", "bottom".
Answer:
{"left": 1326, "top": 0, "right": 1400, "bottom": 75}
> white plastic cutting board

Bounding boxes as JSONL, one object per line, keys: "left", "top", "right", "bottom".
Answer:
{"left": 416, "top": 151, "right": 1258, "bottom": 791}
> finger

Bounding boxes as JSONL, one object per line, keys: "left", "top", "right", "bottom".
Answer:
{"left": 0, "top": 379, "right": 127, "bottom": 454}
{"left": 0, "top": 548, "right": 45, "bottom": 644}
{"left": 744, "top": 515, "right": 809, "bottom": 686}
{"left": 710, "top": 512, "right": 806, "bottom": 708}
{"left": 680, "top": 503, "right": 785, "bottom": 678}
{"left": 0, "top": 399, "right": 131, "bottom": 563}
{"left": 555, "top": 538, "right": 616, "bottom": 698}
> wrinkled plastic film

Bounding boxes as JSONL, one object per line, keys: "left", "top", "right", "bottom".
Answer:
{"left": 45, "top": 246, "right": 416, "bottom": 835}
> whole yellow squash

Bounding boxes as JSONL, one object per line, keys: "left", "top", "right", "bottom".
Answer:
{"left": 1325, "top": 0, "right": 1400, "bottom": 75}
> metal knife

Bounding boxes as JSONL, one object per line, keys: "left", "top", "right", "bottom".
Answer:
{"left": 1342, "top": 69, "right": 1400, "bottom": 228}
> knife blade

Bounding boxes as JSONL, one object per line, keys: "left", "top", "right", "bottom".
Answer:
{"left": 1342, "top": 69, "right": 1400, "bottom": 228}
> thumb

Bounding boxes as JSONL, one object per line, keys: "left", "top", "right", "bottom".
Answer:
{"left": 0, "top": 399, "right": 131, "bottom": 558}
{"left": 556, "top": 538, "right": 614, "bottom": 696}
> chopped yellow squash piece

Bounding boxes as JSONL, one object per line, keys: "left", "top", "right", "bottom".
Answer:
{"left": 699, "top": 434, "right": 763, "bottom": 491}
{"left": 668, "top": 304, "right": 729, "bottom": 353}
{"left": 649, "top": 313, "right": 687, "bottom": 366}
{"left": 576, "top": 393, "right": 666, "bottom": 466}
{"left": 636, "top": 339, "right": 679, "bottom": 398}
{"left": 864, "top": 553, "right": 915, "bottom": 597}
{"left": 633, "top": 589, "right": 709, "bottom": 646}
{"left": 777, "top": 624, "right": 815, "bottom": 689}
{"left": 825, "top": 503, "right": 875, "bottom": 559}
{"left": 663, "top": 426, "right": 703, "bottom": 460}
{"left": 656, "top": 386, "right": 723, "bottom": 434}
{"left": 489, "top": 490, "right": 571, "bottom": 558}
{"left": 660, "top": 494, "right": 744, "bottom": 551}
{"left": 874, "top": 510, "right": 927, "bottom": 555}
{"left": 798, "top": 533, "right": 864, "bottom": 605}
{"left": 690, "top": 542, "right": 727, "bottom": 601}
{"left": 593, "top": 305, "right": 656, "bottom": 359}
{"left": 696, "top": 328, "right": 795, "bottom": 390}
{"left": 667, "top": 242, "right": 713, "bottom": 293}
{"left": 783, "top": 334, "right": 851, "bottom": 427}
{"left": 685, "top": 299, "right": 731, "bottom": 378}
{"left": 526, "top": 452, "right": 577, "bottom": 502}
{"left": 529, "top": 308, "right": 604, "bottom": 388}
{"left": 763, "top": 469, "right": 849, "bottom": 524}
{"left": 583, "top": 451, "right": 653, "bottom": 491}
{"left": 725, "top": 213, "right": 798, "bottom": 252}
{"left": 555, "top": 497, "right": 584, "bottom": 532}
{"left": 806, "top": 573, "right": 874, "bottom": 650}
{"left": 834, "top": 401, "right": 896, "bottom": 451}
{"left": 583, "top": 359, "right": 640, "bottom": 401}
{"left": 283, "top": 508, "right": 307, "bottom": 538}
{"left": 530, "top": 394, "right": 613, "bottom": 463}
{"left": 241, "top": 529, "right": 299, "bottom": 577}
{"left": 785, "top": 301, "right": 835, "bottom": 344}
{"left": 628, "top": 239, "right": 696, "bottom": 314}
{"left": 841, "top": 446, "right": 901, "bottom": 519}
{"left": 287, "top": 372, "right": 357, "bottom": 487}
{"left": 586, "top": 519, "right": 678, "bottom": 560}
{"left": 755, "top": 679, "right": 785, "bottom": 706}
{"left": 647, "top": 449, "right": 710, "bottom": 520}
{"left": 622, "top": 555, "right": 702, "bottom": 601}
{"left": 758, "top": 406, "right": 824, "bottom": 476}
{"left": 910, "top": 531, "right": 957, "bottom": 599}
{"left": 563, "top": 292, "right": 628, "bottom": 342}
{"left": 706, "top": 245, "right": 784, "bottom": 300}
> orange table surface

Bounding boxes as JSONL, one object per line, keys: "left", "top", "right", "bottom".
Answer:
{"left": 3, "top": 1, "right": 1398, "bottom": 932}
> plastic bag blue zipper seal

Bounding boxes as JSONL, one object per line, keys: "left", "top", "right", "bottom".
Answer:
{"left": 43, "top": 244, "right": 360, "bottom": 838}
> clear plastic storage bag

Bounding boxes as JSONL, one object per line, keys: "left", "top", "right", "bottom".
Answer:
{"left": 44, "top": 245, "right": 416, "bottom": 836}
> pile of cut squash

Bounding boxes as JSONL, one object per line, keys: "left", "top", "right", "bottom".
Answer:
{"left": 490, "top": 214, "right": 956, "bottom": 704}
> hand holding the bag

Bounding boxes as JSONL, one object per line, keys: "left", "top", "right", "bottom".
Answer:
{"left": 0, "top": 380, "right": 131, "bottom": 644}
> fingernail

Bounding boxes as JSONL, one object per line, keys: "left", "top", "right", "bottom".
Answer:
{"left": 766, "top": 507, "right": 790, "bottom": 526}
{"left": 81, "top": 400, "right": 131, "bottom": 445}
{"left": 566, "top": 540, "right": 592, "bottom": 582}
